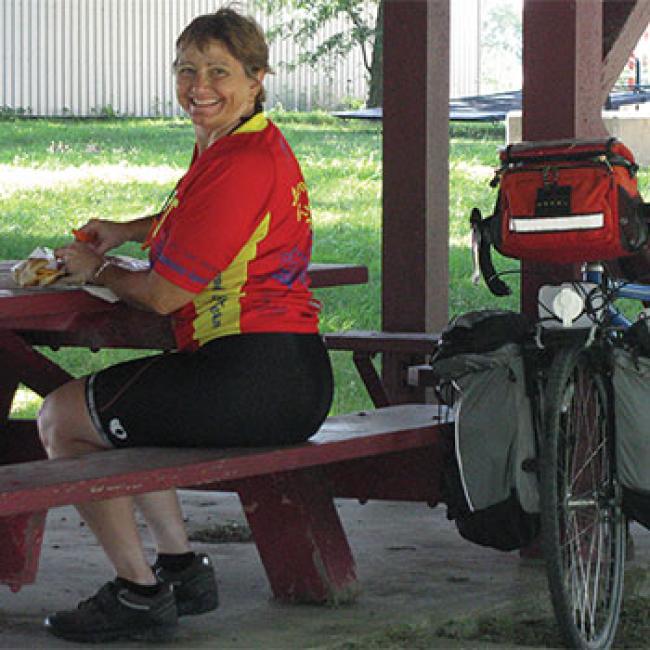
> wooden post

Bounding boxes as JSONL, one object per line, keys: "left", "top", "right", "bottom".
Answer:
{"left": 381, "top": 0, "right": 449, "bottom": 403}
{"left": 520, "top": 0, "right": 607, "bottom": 317}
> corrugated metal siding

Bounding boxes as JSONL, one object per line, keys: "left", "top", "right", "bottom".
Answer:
{"left": 0, "top": 0, "right": 372, "bottom": 116}
{"left": 1, "top": 1, "right": 488, "bottom": 117}
{"left": 450, "top": 0, "right": 481, "bottom": 97}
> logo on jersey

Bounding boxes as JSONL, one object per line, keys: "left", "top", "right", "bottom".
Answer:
{"left": 109, "top": 418, "right": 128, "bottom": 440}
{"left": 291, "top": 181, "right": 311, "bottom": 225}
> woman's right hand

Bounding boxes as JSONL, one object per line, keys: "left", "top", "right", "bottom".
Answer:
{"left": 73, "top": 219, "right": 132, "bottom": 255}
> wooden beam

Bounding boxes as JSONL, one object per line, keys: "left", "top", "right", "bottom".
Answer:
{"left": 602, "top": 0, "right": 650, "bottom": 100}
{"left": 520, "top": 0, "right": 607, "bottom": 316}
{"left": 381, "top": 0, "right": 449, "bottom": 403}
{"left": 522, "top": 0, "right": 607, "bottom": 140}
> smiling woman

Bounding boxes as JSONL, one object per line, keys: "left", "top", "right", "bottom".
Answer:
{"left": 39, "top": 7, "right": 334, "bottom": 645}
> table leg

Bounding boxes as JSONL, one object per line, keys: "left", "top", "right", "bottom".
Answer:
{"left": 0, "top": 511, "right": 47, "bottom": 592}
{"left": 0, "top": 331, "right": 73, "bottom": 396}
{"left": 237, "top": 469, "right": 359, "bottom": 604}
{"left": 352, "top": 352, "right": 391, "bottom": 407}
{"left": 0, "top": 334, "right": 67, "bottom": 592}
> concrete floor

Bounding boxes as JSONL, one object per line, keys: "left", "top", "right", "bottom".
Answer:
{"left": 0, "top": 491, "right": 647, "bottom": 649}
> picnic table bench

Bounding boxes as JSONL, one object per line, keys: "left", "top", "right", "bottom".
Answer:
{"left": 324, "top": 330, "right": 440, "bottom": 406}
{"left": 0, "top": 260, "right": 450, "bottom": 604}
{"left": 0, "top": 405, "right": 448, "bottom": 601}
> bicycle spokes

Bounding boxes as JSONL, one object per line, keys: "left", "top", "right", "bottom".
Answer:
{"left": 542, "top": 346, "right": 625, "bottom": 649}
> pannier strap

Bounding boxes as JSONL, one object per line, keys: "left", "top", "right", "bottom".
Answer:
{"left": 509, "top": 213, "right": 604, "bottom": 233}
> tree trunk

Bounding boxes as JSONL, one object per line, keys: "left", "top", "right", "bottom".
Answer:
{"left": 367, "top": 0, "right": 384, "bottom": 107}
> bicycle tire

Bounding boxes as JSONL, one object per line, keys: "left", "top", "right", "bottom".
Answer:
{"left": 541, "top": 344, "right": 625, "bottom": 649}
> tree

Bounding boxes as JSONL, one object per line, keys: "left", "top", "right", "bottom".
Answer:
{"left": 480, "top": 0, "right": 522, "bottom": 92}
{"left": 255, "top": 0, "right": 383, "bottom": 107}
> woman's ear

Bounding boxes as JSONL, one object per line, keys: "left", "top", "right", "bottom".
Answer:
{"left": 251, "top": 70, "right": 265, "bottom": 89}
{"left": 250, "top": 70, "right": 266, "bottom": 102}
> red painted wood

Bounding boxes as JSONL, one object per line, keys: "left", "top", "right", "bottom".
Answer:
{"left": 1, "top": 420, "right": 46, "bottom": 465}
{"left": 382, "top": 0, "right": 449, "bottom": 404}
{"left": 0, "top": 259, "right": 369, "bottom": 591}
{"left": 238, "top": 470, "right": 358, "bottom": 604}
{"left": 520, "top": 0, "right": 605, "bottom": 318}
{"left": 0, "top": 354, "right": 19, "bottom": 424}
{"left": 0, "top": 332, "right": 73, "bottom": 396}
{"left": 0, "top": 406, "right": 445, "bottom": 517}
{"left": 603, "top": 0, "right": 637, "bottom": 55}
{"left": 322, "top": 443, "right": 448, "bottom": 504}
{"left": 0, "top": 512, "right": 46, "bottom": 591}
{"left": 324, "top": 331, "right": 441, "bottom": 404}
{"left": 323, "top": 330, "right": 439, "bottom": 354}
{"left": 307, "top": 263, "right": 368, "bottom": 288}
{"left": 352, "top": 353, "right": 390, "bottom": 407}
{"left": 602, "top": 1, "right": 650, "bottom": 97}
{"left": 0, "top": 263, "right": 367, "bottom": 351}
{"left": 20, "top": 307, "right": 175, "bottom": 350}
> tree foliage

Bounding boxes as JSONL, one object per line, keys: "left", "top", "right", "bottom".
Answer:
{"left": 255, "top": 0, "right": 382, "bottom": 106}
{"left": 482, "top": 1, "right": 522, "bottom": 61}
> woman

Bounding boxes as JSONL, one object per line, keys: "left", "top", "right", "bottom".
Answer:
{"left": 41, "top": 8, "right": 333, "bottom": 643}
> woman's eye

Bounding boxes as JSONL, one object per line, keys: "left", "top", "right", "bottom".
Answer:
{"left": 176, "top": 66, "right": 195, "bottom": 77}
{"left": 210, "top": 68, "right": 227, "bottom": 78}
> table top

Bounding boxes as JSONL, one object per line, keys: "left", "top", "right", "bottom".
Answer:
{"left": 0, "top": 260, "right": 368, "bottom": 351}
{"left": 0, "top": 260, "right": 367, "bottom": 294}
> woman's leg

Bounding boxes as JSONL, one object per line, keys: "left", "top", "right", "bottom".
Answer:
{"left": 134, "top": 490, "right": 191, "bottom": 554}
{"left": 38, "top": 378, "right": 155, "bottom": 585}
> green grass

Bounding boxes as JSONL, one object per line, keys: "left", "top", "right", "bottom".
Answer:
{"left": 6, "top": 113, "right": 643, "bottom": 417}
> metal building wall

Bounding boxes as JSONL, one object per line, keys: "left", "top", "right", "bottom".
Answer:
{"left": 0, "top": 0, "right": 370, "bottom": 116}
{"left": 450, "top": 0, "right": 481, "bottom": 97}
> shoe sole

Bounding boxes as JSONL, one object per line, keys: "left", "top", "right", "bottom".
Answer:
{"left": 166, "top": 569, "right": 219, "bottom": 617}
{"left": 177, "top": 589, "right": 220, "bottom": 617}
{"left": 48, "top": 623, "right": 178, "bottom": 643}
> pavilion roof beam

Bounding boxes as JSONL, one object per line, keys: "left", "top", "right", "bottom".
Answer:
{"left": 601, "top": 0, "right": 650, "bottom": 102}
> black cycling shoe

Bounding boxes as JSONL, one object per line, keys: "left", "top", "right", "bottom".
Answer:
{"left": 154, "top": 553, "right": 219, "bottom": 617}
{"left": 44, "top": 580, "right": 178, "bottom": 643}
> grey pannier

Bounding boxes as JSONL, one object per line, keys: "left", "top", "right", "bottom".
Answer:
{"left": 432, "top": 342, "right": 540, "bottom": 551}
{"left": 612, "top": 348, "right": 650, "bottom": 529}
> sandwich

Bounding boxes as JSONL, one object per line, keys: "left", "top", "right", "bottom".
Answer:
{"left": 12, "top": 255, "right": 65, "bottom": 287}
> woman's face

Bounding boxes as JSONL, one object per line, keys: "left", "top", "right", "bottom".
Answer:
{"left": 175, "top": 39, "right": 263, "bottom": 144}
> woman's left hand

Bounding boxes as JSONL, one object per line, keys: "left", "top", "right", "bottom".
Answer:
{"left": 54, "top": 242, "right": 103, "bottom": 283}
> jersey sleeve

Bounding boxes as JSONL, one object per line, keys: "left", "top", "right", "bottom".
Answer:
{"left": 152, "top": 148, "right": 275, "bottom": 293}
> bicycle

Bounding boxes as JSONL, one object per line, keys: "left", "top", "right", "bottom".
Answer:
{"left": 478, "top": 259, "right": 650, "bottom": 649}
{"left": 465, "top": 133, "right": 650, "bottom": 648}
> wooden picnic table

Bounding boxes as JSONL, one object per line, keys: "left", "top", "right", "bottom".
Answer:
{"left": 0, "top": 259, "right": 447, "bottom": 603}
{"left": 0, "top": 260, "right": 398, "bottom": 591}
{"left": 0, "top": 257, "right": 370, "bottom": 443}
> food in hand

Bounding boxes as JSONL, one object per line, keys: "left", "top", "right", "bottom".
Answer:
{"left": 12, "top": 257, "right": 65, "bottom": 287}
{"left": 72, "top": 228, "right": 96, "bottom": 243}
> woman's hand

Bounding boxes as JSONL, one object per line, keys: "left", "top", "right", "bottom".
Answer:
{"left": 73, "top": 219, "right": 132, "bottom": 255}
{"left": 54, "top": 242, "right": 103, "bottom": 284}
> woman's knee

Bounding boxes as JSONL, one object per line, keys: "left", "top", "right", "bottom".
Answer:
{"left": 38, "top": 379, "right": 105, "bottom": 458}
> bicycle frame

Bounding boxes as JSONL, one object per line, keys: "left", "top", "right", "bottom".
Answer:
{"left": 583, "top": 263, "right": 650, "bottom": 329}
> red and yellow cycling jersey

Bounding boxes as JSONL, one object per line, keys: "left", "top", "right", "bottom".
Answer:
{"left": 148, "top": 113, "right": 320, "bottom": 351}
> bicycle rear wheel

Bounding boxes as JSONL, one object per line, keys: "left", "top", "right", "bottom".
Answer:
{"left": 541, "top": 344, "right": 625, "bottom": 649}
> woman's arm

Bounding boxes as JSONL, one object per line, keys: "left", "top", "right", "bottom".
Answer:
{"left": 55, "top": 240, "right": 196, "bottom": 315}
{"left": 93, "top": 264, "right": 196, "bottom": 314}
{"left": 75, "top": 217, "right": 155, "bottom": 255}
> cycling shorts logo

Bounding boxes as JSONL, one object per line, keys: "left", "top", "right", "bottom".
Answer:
{"left": 109, "top": 417, "right": 128, "bottom": 440}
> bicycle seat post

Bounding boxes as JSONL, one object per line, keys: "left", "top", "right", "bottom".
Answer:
{"left": 583, "top": 262, "right": 604, "bottom": 285}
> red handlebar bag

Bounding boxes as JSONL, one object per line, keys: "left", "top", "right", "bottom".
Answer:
{"left": 492, "top": 138, "right": 647, "bottom": 263}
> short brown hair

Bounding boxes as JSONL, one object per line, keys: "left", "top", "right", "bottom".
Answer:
{"left": 175, "top": 7, "right": 270, "bottom": 111}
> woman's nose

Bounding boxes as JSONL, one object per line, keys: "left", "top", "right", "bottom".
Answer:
{"left": 191, "top": 70, "right": 211, "bottom": 91}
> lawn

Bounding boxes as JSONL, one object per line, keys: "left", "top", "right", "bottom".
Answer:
{"left": 3, "top": 113, "right": 645, "bottom": 417}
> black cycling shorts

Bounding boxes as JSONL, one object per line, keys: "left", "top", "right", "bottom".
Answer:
{"left": 85, "top": 333, "right": 333, "bottom": 449}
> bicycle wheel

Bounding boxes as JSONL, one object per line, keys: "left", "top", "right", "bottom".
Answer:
{"left": 541, "top": 344, "right": 625, "bottom": 649}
